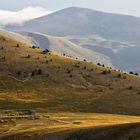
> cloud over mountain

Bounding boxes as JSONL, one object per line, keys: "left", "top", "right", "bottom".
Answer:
{"left": 0, "top": 6, "right": 51, "bottom": 26}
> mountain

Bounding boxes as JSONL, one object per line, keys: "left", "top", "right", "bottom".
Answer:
{"left": 6, "top": 7, "right": 140, "bottom": 45}
{"left": 6, "top": 7, "right": 140, "bottom": 73}
{"left": 0, "top": 29, "right": 140, "bottom": 139}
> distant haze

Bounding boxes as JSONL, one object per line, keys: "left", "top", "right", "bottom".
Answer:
{"left": 0, "top": 0, "right": 140, "bottom": 17}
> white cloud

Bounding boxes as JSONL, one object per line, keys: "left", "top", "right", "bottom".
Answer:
{"left": 0, "top": 6, "right": 51, "bottom": 26}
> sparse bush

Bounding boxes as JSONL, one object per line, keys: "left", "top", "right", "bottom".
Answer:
{"left": 31, "top": 69, "right": 43, "bottom": 76}
{"left": 66, "top": 68, "right": 71, "bottom": 74}
{"left": 135, "top": 73, "right": 138, "bottom": 76}
{"left": 102, "top": 70, "right": 107, "bottom": 75}
{"left": 128, "top": 86, "right": 133, "bottom": 90}
{"left": 42, "top": 49, "right": 50, "bottom": 54}
{"left": 107, "top": 70, "right": 111, "bottom": 74}
{"left": 26, "top": 54, "right": 31, "bottom": 58}
{"left": 99, "top": 89, "right": 103, "bottom": 92}
{"left": 16, "top": 44, "right": 20, "bottom": 48}
{"left": 83, "top": 66, "right": 87, "bottom": 70}
{"left": 90, "top": 68, "right": 93, "bottom": 71}
{"left": 31, "top": 71, "right": 35, "bottom": 77}
{"left": 17, "top": 71, "right": 21, "bottom": 76}
{"left": 46, "top": 60, "right": 49, "bottom": 64}
{"left": 118, "top": 74, "right": 121, "bottom": 78}
{"left": 37, "top": 69, "right": 43, "bottom": 75}
{"left": 129, "top": 71, "right": 134, "bottom": 75}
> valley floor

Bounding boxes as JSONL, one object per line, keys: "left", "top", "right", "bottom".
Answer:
{"left": 0, "top": 112, "right": 140, "bottom": 140}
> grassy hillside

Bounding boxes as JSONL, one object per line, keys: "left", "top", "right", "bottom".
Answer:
{"left": 0, "top": 33, "right": 140, "bottom": 139}
{"left": 0, "top": 34, "right": 140, "bottom": 115}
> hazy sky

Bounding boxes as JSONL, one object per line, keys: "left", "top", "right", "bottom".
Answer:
{"left": 0, "top": 0, "right": 140, "bottom": 17}
{"left": 1, "top": 0, "right": 140, "bottom": 25}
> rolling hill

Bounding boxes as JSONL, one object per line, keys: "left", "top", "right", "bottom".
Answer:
{"left": 7, "top": 7, "right": 140, "bottom": 45}
{"left": 6, "top": 7, "right": 140, "bottom": 73}
{"left": 0, "top": 30, "right": 140, "bottom": 139}
{"left": 19, "top": 31, "right": 112, "bottom": 66}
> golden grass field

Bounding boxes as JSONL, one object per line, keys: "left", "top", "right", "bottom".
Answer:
{"left": 0, "top": 34, "right": 140, "bottom": 139}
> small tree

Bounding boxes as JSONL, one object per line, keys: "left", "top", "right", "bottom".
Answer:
{"left": 118, "top": 74, "right": 121, "bottom": 78}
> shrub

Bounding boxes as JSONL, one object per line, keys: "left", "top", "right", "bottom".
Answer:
{"left": 1, "top": 47, "right": 4, "bottom": 50}
{"left": 102, "top": 70, "right": 107, "bottom": 75}
{"left": 128, "top": 86, "right": 133, "bottom": 90}
{"left": 17, "top": 71, "right": 21, "bottom": 76}
{"left": 32, "top": 45, "right": 36, "bottom": 49}
{"left": 107, "top": 70, "right": 111, "bottom": 74}
{"left": 16, "top": 44, "right": 20, "bottom": 48}
{"left": 129, "top": 71, "right": 134, "bottom": 75}
{"left": 90, "top": 68, "right": 93, "bottom": 71}
{"left": 135, "top": 73, "right": 138, "bottom": 76}
{"left": 118, "top": 74, "right": 121, "bottom": 78}
{"left": 37, "top": 69, "right": 43, "bottom": 75}
{"left": 26, "top": 54, "right": 31, "bottom": 58}
{"left": 46, "top": 60, "right": 49, "bottom": 64}
{"left": 31, "top": 71, "right": 35, "bottom": 77}
{"left": 42, "top": 49, "right": 50, "bottom": 54}
{"left": 83, "top": 66, "right": 87, "bottom": 70}
{"left": 66, "top": 69, "right": 71, "bottom": 74}
{"left": 32, "top": 69, "right": 43, "bottom": 76}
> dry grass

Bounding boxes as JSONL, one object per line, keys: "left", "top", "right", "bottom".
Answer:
{"left": 0, "top": 113, "right": 140, "bottom": 139}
